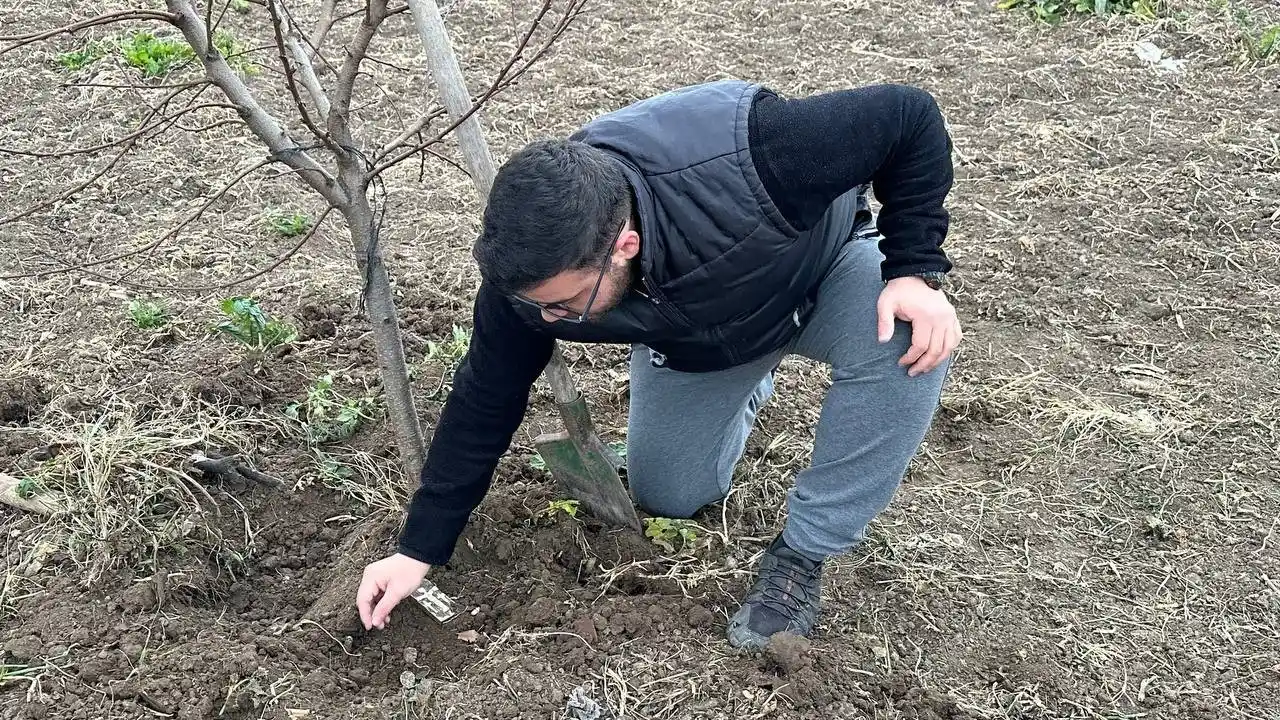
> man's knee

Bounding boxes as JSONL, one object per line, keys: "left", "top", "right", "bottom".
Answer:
{"left": 631, "top": 480, "right": 717, "bottom": 519}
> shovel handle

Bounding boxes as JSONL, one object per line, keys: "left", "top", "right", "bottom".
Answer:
{"left": 544, "top": 344, "right": 580, "bottom": 405}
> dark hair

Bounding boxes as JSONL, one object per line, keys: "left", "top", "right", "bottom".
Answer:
{"left": 473, "top": 139, "right": 631, "bottom": 295}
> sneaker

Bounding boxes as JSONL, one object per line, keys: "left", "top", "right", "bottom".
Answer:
{"left": 726, "top": 533, "right": 824, "bottom": 650}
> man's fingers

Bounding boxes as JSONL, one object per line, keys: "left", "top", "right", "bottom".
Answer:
{"left": 924, "top": 324, "right": 955, "bottom": 375}
{"left": 907, "top": 325, "right": 941, "bottom": 376}
{"left": 371, "top": 582, "right": 408, "bottom": 629}
{"left": 877, "top": 296, "right": 896, "bottom": 343}
{"left": 899, "top": 321, "right": 932, "bottom": 367}
{"left": 913, "top": 322, "right": 960, "bottom": 376}
{"left": 356, "top": 572, "right": 381, "bottom": 630}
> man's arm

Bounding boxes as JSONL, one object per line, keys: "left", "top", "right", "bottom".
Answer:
{"left": 397, "top": 281, "right": 553, "bottom": 566}
{"left": 747, "top": 83, "right": 954, "bottom": 281}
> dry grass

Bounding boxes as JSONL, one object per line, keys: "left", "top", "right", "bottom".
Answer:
{"left": 3, "top": 391, "right": 282, "bottom": 584}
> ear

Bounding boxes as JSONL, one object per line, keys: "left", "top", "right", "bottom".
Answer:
{"left": 615, "top": 227, "right": 641, "bottom": 262}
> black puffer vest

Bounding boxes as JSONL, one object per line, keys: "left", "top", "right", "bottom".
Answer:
{"left": 510, "top": 79, "right": 864, "bottom": 373}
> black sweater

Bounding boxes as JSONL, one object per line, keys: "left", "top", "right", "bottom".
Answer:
{"left": 398, "top": 84, "right": 954, "bottom": 565}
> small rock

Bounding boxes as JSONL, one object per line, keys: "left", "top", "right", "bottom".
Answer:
{"left": 1138, "top": 301, "right": 1173, "bottom": 320}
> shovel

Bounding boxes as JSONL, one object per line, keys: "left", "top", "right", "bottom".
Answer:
{"left": 408, "top": 0, "right": 641, "bottom": 532}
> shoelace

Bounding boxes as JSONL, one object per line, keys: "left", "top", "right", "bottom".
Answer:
{"left": 757, "top": 556, "right": 820, "bottom": 620}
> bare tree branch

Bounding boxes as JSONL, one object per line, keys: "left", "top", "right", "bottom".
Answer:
{"left": 282, "top": 19, "right": 332, "bottom": 119}
{"left": 64, "top": 80, "right": 209, "bottom": 91}
{"left": 378, "top": 107, "right": 447, "bottom": 159}
{"left": 328, "top": 0, "right": 389, "bottom": 147}
{"left": 267, "top": 0, "right": 333, "bottom": 146}
{"left": 166, "top": 0, "right": 344, "bottom": 206}
{"left": 45, "top": 204, "right": 335, "bottom": 293}
{"left": 0, "top": 10, "right": 175, "bottom": 55}
{"left": 307, "top": 0, "right": 340, "bottom": 61}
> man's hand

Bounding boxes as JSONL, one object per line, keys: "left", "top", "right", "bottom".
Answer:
{"left": 356, "top": 553, "right": 432, "bottom": 630}
{"left": 877, "top": 276, "right": 962, "bottom": 377}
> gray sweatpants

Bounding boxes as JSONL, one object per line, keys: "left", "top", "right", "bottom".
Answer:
{"left": 626, "top": 235, "right": 950, "bottom": 561}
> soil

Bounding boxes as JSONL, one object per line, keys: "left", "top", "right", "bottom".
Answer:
{"left": 2, "top": 0, "right": 1279, "bottom": 719}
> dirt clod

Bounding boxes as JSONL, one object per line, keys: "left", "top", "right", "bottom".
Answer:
{"left": 571, "top": 615, "right": 598, "bottom": 645}
{"left": 0, "top": 376, "right": 47, "bottom": 424}
{"left": 686, "top": 604, "right": 716, "bottom": 628}
{"left": 764, "top": 632, "right": 812, "bottom": 676}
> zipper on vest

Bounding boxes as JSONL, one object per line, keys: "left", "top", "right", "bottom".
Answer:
{"left": 639, "top": 276, "right": 661, "bottom": 304}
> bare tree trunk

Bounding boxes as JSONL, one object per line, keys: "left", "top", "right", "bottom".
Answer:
{"left": 337, "top": 158, "right": 426, "bottom": 478}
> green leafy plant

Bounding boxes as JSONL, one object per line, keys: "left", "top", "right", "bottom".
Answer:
{"left": 266, "top": 209, "right": 313, "bottom": 238}
{"left": 541, "top": 499, "right": 581, "bottom": 520}
{"left": 212, "top": 29, "right": 256, "bottom": 74}
{"left": 996, "top": 0, "right": 1159, "bottom": 23}
{"left": 426, "top": 324, "right": 471, "bottom": 365}
{"left": 284, "top": 373, "right": 376, "bottom": 444}
{"left": 119, "top": 30, "right": 195, "bottom": 77}
{"left": 230, "top": 0, "right": 252, "bottom": 12}
{"left": 643, "top": 517, "right": 700, "bottom": 553}
{"left": 215, "top": 296, "right": 297, "bottom": 349}
{"left": 1245, "top": 24, "right": 1279, "bottom": 61}
{"left": 14, "top": 476, "right": 37, "bottom": 500}
{"left": 56, "top": 41, "right": 108, "bottom": 71}
{"left": 127, "top": 299, "right": 168, "bottom": 329}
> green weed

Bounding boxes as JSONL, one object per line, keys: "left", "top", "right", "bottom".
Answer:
{"left": 215, "top": 296, "right": 297, "bottom": 349}
{"left": 1244, "top": 24, "right": 1279, "bottom": 61}
{"left": 212, "top": 29, "right": 256, "bottom": 74}
{"left": 996, "top": 0, "right": 1160, "bottom": 24}
{"left": 643, "top": 517, "right": 700, "bottom": 553}
{"left": 541, "top": 499, "right": 581, "bottom": 520}
{"left": 56, "top": 41, "right": 108, "bottom": 71}
{"left": 120, "top": 30, "right": 195, "bottom": 77}
{"left": 284, "top": 373, "right": 376, "bottom": 444}
{"left": 266, "top": 210, "right": 313, "bottom": 238}
{"left": 127, "top": 299, "right": 168, "bottom": 329}
{"left": 14, "top": 476, "right": 37, "bottom": 500}
{"left": 426, "top": 324, "right": 471, "bottom": 366}
{"left": 230, "top": 0, "right": 253, "bottom": 13}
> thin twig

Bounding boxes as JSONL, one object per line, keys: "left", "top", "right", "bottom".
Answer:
{"left": 0, "top": 10, "right": 175, "bottom": 55}
{"left": 117, "top": 204, "right": 334, "bottom": 292}
{"left": 378, "top": 107, "right": 447, "bottom": 158}
{"left": 373, "top": 0, "right": 587, "bottom": 175}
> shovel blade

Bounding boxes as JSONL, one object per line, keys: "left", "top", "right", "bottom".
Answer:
{"left": 534, "top": 431, "right": 640, "bottom": 531}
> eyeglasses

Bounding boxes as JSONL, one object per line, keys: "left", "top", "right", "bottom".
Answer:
{"left": 513, "top": 219, "right": 625, "bottom": 323}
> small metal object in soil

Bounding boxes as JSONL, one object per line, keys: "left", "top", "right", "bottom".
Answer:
{"left": 410, "top": 578, "right": 457, "bottom": 623}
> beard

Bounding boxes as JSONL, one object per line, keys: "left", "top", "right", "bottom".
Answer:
{"left": 584, "top": 259, "right": 636, "bottom": 320}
